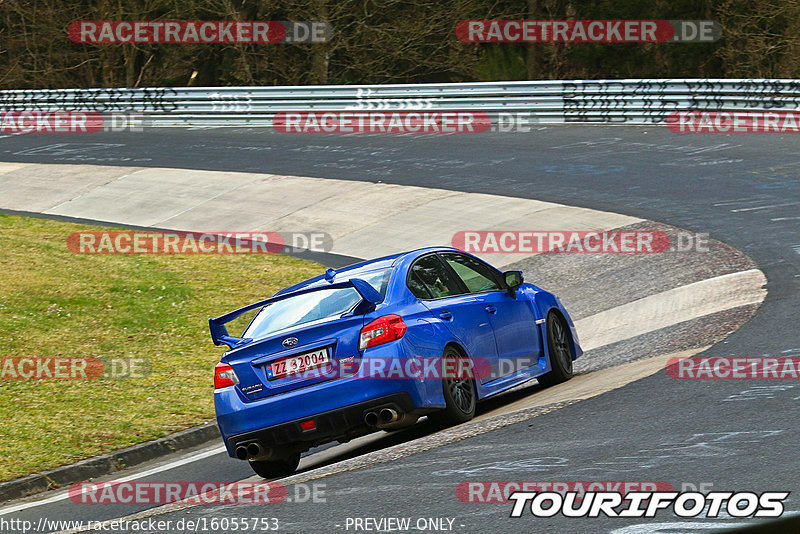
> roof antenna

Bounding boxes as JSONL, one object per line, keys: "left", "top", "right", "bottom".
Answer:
{"left": 324, "top": 268, "right": 336, "bottom": 282}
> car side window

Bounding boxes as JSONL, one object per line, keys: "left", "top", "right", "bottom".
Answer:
{"left": 408, "top": 254, "right": 464, "bottom": 299}
{"left": 440, "top": 253, "right": 502, "bottom": 294}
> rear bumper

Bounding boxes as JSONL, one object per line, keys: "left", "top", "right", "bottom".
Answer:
{"left": 225, "top": 393, "right": 423, "bottom": 455}
{"left": 215, "top": 339, "right": 446, "bottom": 457}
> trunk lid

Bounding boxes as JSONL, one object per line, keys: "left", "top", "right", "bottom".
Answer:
{"left": 224, "top": 315, "right": 365, "bottom": 399}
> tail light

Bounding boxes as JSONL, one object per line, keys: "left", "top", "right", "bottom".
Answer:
{"left": 359, "top": 314, "right": 407, "bottom": 350}
{"left": 214, "top": 362, "right": 239, "bottom": 389}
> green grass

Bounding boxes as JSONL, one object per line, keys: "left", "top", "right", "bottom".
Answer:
{"left": 0, "top": 214, "right": 322, "bottom": 482}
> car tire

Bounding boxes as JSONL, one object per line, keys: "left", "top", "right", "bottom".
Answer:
{"left": 538, "top": 311, "right": 574, "bottom": 387}
{"left": 248, "top": 452, "right": 301, "bottom": 479}
{"left": 428, "top": 346, "right": 476, "bottom": 428}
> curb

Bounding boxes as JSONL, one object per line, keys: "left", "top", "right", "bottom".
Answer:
{"left": 0, "top": 422, "right": 221, "bottom": 503}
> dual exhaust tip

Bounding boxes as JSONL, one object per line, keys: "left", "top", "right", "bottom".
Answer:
{"left": 235, "top": 441, "right": 271, "bottom": 461}
{"left": 237, "top": 408, "right": 403, "bottom": 460}
{"left": 364, "top": 407, "right": 400, "bottom": 427}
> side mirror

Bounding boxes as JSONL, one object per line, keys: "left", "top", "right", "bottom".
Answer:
{"left": 503, "top": 270, "right": 524, "bottom": 291}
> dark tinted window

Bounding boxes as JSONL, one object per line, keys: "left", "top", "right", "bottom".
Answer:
{"left": 440, "top": 253, "right": 502, "bottom": 294}
{"left": 408, "top": 254, "right": 463, "bottom": 299}
{"left": 244, "top": 268, "right": 391, "bottom": 340}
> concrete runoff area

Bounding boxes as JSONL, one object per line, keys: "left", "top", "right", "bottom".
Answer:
{"left": 0, "top": 163, "right": 640, "bottom": 268}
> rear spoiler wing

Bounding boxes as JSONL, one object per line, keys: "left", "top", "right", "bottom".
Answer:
{"left": 209, "top": 278, "right": 383, "bottom": 349}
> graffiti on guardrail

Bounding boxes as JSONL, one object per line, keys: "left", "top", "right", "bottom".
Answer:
{"left": 2, "top": 80, "right": 799, "bottom": 126}
{"left": 347, "top": 88, "right": 434, "bottom": 111}
{"left": 563, "top": 110, "right": 670, "bottom": 124}
{"left": 561, "top": 80, "right": 800, "bottom": 123}
{"left": 732, "top": 80, "right": 800, "bottom": 93}
{"left": 210, "top": 92, "right": 253, "bottom": 112}
{"left": 0, "top": 87, "right": 178, "bottom": 113}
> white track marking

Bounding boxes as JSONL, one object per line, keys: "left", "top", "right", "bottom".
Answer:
{"left": 730, "top": 202, "right": 799, "bottom": 212}
{"left": 576, "top": 269, "right": 766, "bottom": 352}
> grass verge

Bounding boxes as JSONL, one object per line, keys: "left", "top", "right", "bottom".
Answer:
{"left": 0, "top": 214, "right": 322, "bottom": 482}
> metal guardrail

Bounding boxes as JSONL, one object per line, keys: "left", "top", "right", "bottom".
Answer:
{"left": 1, "top": 79, "right": 800, "bottom": 126}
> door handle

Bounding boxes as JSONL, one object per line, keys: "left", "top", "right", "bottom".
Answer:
{"left": 439, "top": 311, "right": 453, "bottom": 321}
{"left": 485, "top": 305, "right": 497, "bottom": 314}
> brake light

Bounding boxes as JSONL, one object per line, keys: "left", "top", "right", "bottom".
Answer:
{"left": 359, "top": 314, "right": 407, "bottom": 350}
{"left": 214, "top": 362, "right": 239, "bottom": 389}
{"left": 300, "top": 420, "right": 316, "bottom": 431}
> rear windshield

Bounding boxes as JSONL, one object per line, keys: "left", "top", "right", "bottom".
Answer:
{"left": 242, "top": 268, "right": 391, "bottom": 340}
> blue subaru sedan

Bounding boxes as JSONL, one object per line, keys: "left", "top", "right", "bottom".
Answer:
{"left": 210, "top": 247, "right": 582, "bottom": 478}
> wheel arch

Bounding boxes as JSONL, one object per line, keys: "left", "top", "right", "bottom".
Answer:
{"left": 544, "top": 306, "right": 579, "bottom": 361}
{"left": 443, "top": 340, "right": 468, "bottom": 358}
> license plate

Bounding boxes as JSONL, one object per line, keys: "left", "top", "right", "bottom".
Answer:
{"left": 265, "top": 348, "right": 330, "bottom": 380}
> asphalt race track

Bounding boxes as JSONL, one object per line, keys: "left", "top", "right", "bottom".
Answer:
{"left": 1, "top": 126, "right": 799, "bottom": 533}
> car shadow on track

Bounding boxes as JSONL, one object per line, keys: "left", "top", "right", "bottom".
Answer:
{"left": 290, "top": 378, "right": 548, "bottom": 477}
